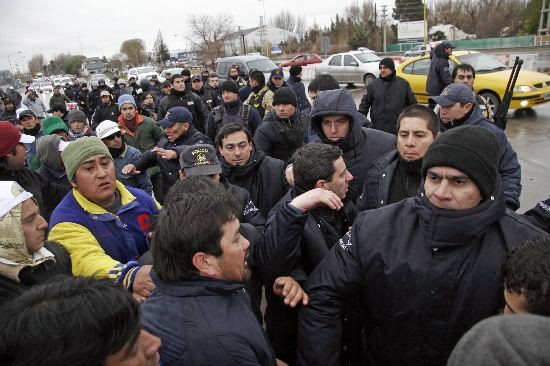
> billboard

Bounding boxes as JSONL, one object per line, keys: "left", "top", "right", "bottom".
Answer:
{"left": 398, "top": 21, "right": 425, "bottom": 40}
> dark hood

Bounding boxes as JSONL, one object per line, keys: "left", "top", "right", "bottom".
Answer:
{"left": 36, "top": 135, "right": 64, "bottom": 171}
{"left": 310, "top": 88, "right": 363, "bottom": 152}
{"left": 221, "top": 144, "right": 265, "bottom": 179}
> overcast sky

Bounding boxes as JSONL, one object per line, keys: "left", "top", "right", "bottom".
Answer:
{"left": 0, "top": 0, "right": 395, "bottom": 72}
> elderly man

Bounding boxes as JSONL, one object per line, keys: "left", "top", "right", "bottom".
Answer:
{"left": 298, "top": 125, "right": 547, "bottom": 366}
{"left": 357, "top": 104, "right": 439, "bottom": 211}
{"left": 0, "top": 181, "right": 71, "bottom": 301}
{"left": 430, "top": 83, "right": 521, "bottom": 210}
{"left": 48, "top": 137, "right": 160, "bottom": 303}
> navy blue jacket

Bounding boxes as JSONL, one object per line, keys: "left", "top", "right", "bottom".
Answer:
{"left": 310, "top": 88, "right": 396, "bottom": 207}
{"left": 442, "top": 105, "right": 522, "bottom": 210}
{"left": 356, "top": 149, "right": 399, "bottom": 211}
{"left": 426, "top": 43, "right": 453, "bottom": 96}
{"left": 287, "top": 76, "right": 311, "bottom": 112}
{"left": 206, "top": 99, "right": 262, "bottom": 142}
{"left": 141, "top": 275, "right": 276, "bottom": 366}
{"left": 298, "top": 182, "right": 547, "bottom": 366}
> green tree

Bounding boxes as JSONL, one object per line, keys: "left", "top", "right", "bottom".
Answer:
{"left": 120, "top": 39, "right": 147, "bottom": 67}
{"left": 153, "top": 30, "right": 170, "bottom": 65}
{"left": 393, "top": 0, "right": 424, "bottom": 22}
{"left": 519, "top": 0, "right": 542, "bottom": 34}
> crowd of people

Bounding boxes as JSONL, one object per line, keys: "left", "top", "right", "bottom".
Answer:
{"left": 1, "top": 53, "right": 550, "bottom": 366}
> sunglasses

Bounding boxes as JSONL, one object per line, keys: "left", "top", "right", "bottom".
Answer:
{"left": 103, "top": 131, "right": 122, "bottom": 141}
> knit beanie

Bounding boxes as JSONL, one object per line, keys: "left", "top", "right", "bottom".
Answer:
{"left": 289, "top": 65, "right": 303, "bottom": 77}
{"left": 42, "top": 116, "right": 69, "bottom": 136}
{"left": 62, "top": 136, "right": 112, "bottom": 181}
{"left": 273, "top": 87, "right": 298, "bottom": 106}
{"left": 220, "top": 80, "right": 239, "bottom": 95}
{"left": 118, "top": 94, "right": 137, "bottom": 111}
{"left": 379, "top": 57, "right": 395, "bottom": 73}
{"left": 422, "top": 125, "right": 500, "bottom": 199}
{"left": 67, "top": 109, "right": 89, "bottom": 125}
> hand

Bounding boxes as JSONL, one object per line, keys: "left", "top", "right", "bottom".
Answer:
{"left": 132, "top": 265, "right": 155, "bottom": 299}
{"left": 152, "top": 147, "right": 177, "bottom": 160}
{"left": 285, "top": 164, "right": 294, "bottom": 186}
{"left": 272, "top": 276, "right": 309, "bottom": 308}
{"left": 122, "top": 163, "right": 140, "bottom": 175}
{"left": 290, "top": 188, "right": 343, "bottom": 212}
{"left": 276, "top": 359, "right": 289, "bottom": 366}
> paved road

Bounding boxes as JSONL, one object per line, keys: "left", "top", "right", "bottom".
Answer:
{"left": 39, "top": 87, "right": 550, "bottom": 212}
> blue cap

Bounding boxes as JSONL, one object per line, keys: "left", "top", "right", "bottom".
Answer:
{"left": 159, "top": 106, "right": 193, "bottom": 128}
{"left": 429, "top": 83, "right": 475, "bottom": 107}
{"left": 270, "top": 68, "right": 284, "bottom": 79}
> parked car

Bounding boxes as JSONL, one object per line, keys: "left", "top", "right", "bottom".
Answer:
{"left": 404, "top": 45, "right": 430, "bottom": 57}
{"left": 314, "top": 51, "right": 381, "bottom": 87}
{"left": 127, "top": 66, "right": 160, "bottom": 82}
{"left": 216, "top": 55, "right": 289, "bottom": 82}
{"left": 37, "top": 82, "right": 53, "bottom": 94}
{"left": 159, "top": 68, "right": 184, "bottom": 82}
{"left": 280, "top": 53, "right": 322, "bottom": 68}
{"left": 396, "top": 50, "right": 550, "bottom": 111}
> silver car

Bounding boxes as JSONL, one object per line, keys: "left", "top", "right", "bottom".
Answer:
{"left": 314, "top": 51, "right": 380, "bottom": 87}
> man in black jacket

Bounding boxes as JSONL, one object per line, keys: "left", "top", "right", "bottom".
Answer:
{"left": 287, "top": 65, "right": 311, "bottom": 112}
{"left": 298, "top": 125, "right": 547, "bottom": 366}
{"left": 122, "top": 106, "right": 211, "bottom": 195}
{"left": 217, "top": 123, "right": 289, "bottom": 219}
{"left": 426, "top": 42, "right": 455, "bottom": 99}
{"left": 202, "top": 73, "right": 222, "bottom": 111}
{"left": 356, "top": 104, "right": 439, "bottom": 211}
{"left": 358, "top": 57, "right": 417, "bottom": 134}
{"left": 157, "top": 74, "right": 209, "bottom": 134}
{"left": 91, "top": 91, "right": 120, "bottom": 130}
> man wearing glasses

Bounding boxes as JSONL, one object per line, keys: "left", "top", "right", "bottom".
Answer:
{"left": 96, "top": 120, "right": 153, "bottom": 196}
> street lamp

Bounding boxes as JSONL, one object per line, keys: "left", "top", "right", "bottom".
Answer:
{"left": 7, "top": 51, "right": 22, "bottom": 74}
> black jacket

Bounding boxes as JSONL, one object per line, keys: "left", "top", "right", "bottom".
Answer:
{"left": 358, "top": 74, "right": 417, "bottom": 134}
{"left": 254, "top": 109, "right": 308, "bottom": 163}
{"left": 310, "top": 88, "right": 396, "bottom": 207}
{"left": 36, "top": 164, "right": 71, "bottom": 189}
{"left": 0, "top": 109, "right": 18, "bottom": 125}
{"left": 202, "top": 84, "right": 222, "bottom": 110}
{"left": 426, "top": 43, "right": 453, "bottom": 96}
{"left": 221, "top": 146, "right": 288, "bottom": 219}
{"left": 0, "top": 167, "right": 70, "bottom": 222}
{"left": 297, "top": 183, "right": 547, "bottom": 366}
{"left": 524, "top": 196, "right": 550, "bottom": 233}
{"left": 0, "top": 242, "right": 72, "bottom": 304}
{"left": 141, "top": 274, "right": 276, "bottom": 366}
{"left": 287, "top": 76, "right": 311, "bottom": 112}
{"left": 206, "top": 99, "right": 263, "bottom": 142}
{"left": 441, "top": 105, "right": 521, "bottom": 210}
{"left": 222, "top": 177, "right": 266, "bottom": 229}
{"left": 91, "top": 102, "right": 120, "bottom": 130}
{"left": 132, "top": 128, "right": 211, "bottom": 194}
{"left": 87, "top": 89, "right": 102, "bottom": 112}
{"left": 267, "top": 80, "right": 288, "bottom": 93}
{"left": 158, "top": 89, "right": 209, "bottom": 134}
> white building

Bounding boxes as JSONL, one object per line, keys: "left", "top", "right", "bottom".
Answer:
{"left": 429, "top": 24, "right": 476, "bottom": 41}
{"left": 224, "top": 26, "right": 298, "bottom": 56}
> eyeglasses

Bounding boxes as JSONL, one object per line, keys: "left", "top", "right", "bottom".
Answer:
{"left": 103, "top": 131, "right": 122, "bottom": 141}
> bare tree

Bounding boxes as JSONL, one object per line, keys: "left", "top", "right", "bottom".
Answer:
{"left": 295, "top": 16, "right": 307, "bottom": 40}
{"left": 109, "top": 53, "right": 127, "bottom": 70}
{"left": 187, "top": 14, "right": 234, "bottom": 66}
{"left": 270, "top": 10, "right": 296, "bottom": 32}
{"left": 28, "top": 54, "right": 45, "bottom": 77}
{"left": 120, "top": 39, "right": 147, "bottom": 67}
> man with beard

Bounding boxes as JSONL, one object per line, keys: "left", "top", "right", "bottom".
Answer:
{"left": 358, "top": 57, "right": 417, "bottom": 135}
{"left": 0, "top": 99, "right": 18, "bottom": 124}
{"left": 91, "top": 91, "right": 120, "bottom": 130}
{"left": 206, "top": 79, "right": 262, "bottom": 142}
{"left": 157, "top": 74, "right": 209, "bottom": 134}
{"left": 297, "top": 125, "right": 547, "bottom": 366}
{"left": 245, "top": 70, "right": 274, "bottom": 119}
{"left": 49, "top": 84, "right": 72, "bottom": 110}
{"left": 202, "top": 73, "right": 222, "bottom": 111}
{"left": 287, "top": 65, "right": 310, "bottom": 112}
{"left": 190, "top": 75, "right": 204, "bottom": 97}
{"left": 356, "top": 105, "right": 439, "bottom": 211}
{"left": 217, "top": 122, "right": 288, "bottom": 219}
{"left": 21, "top": 89, "right": 48, "bottom": 119}
{"left": 48, "top": 137, "right": 159, "bottom": 303}
{"left": 122, "top": 106, "right": 211, "bottom": 196}
{"left": 96, "top": 120, "right": 152, "bottom": 195}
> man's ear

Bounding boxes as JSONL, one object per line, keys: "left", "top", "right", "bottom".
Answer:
{"left": 70, "top": 177, "right": 78, "bottom": 189}
{"left": 192, "top": 252, "right": 218, "bottom": 278}
{"left": 315, "top": 180, "right": 327, "bottom": 190}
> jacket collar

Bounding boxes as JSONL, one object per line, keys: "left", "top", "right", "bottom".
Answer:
{"left": 152, "top": 272, "right": 244, "bottom": 297}
{"left": 73, "top": 180, "right": 137, "bottom": 215}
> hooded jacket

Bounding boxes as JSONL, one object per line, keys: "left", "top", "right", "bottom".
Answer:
{"left": 298, "top": 182, "right": 547, "bottom": 366}
{"left": 220, "top": 145, "right": 288, "bottom": 218}
{"left": 91, "top": 100, "right": 120, "bottom": 130}
{"left": 206, "top": 99, "right": 263, "bottom": 142}
{"left": 310, "top": 88, "right": 396, "bottom": 206}
{"left": 426, "top": 43, "right": 453, "bottom": 96}
{"left": 287, "top": 76, "right": 311, "bottom": 112}
{"left": 35, "top": 135, "right": 70, "bottom": 188}
{"left": 141, "top": 274, "right": 276, "bottom": 366}
{"left": 441, "top": 105, "right": 521, "bottom": 210}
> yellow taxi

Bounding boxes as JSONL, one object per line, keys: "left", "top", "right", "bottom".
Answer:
{"left": 396, "top": 50, "right": 550, "bottom": 111}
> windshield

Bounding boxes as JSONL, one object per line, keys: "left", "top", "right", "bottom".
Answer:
{"left": 137, "top": 67, "right": 155, "bottom": 73}
{"left": 356, "top": 52, "right": 380, "bottom": 63}
{"left": 61, "top": 78, "right": 71, "bottom": 83}
{"left": 456, "top": 53, "right": 508, "bottom": 73}
{"left": 247, "top": 59, "right": 279, "bottom": 72}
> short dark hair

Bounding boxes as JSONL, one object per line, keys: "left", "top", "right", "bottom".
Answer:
{"left": 292, "top": 143, "right": 343, "bottom": 191}
{"left": 452, "top": 63, "right": 476, "bottom": 80}
{"left": 215, "top": 122, "right": 252, "bottom": 148}
{"left": 153, "top": 177, "right": 241, "bottom": 281}
{"left": 141, "top": 91, "right": 156, "bottom": 103}
{"left": 0, "top": 276, "right": 140, "bottom": 366}
{"left": 208, "top": 73, "right": 219, "bottom": 81}
{"left": 308, "top": 74, "right": 340, "bottom": 93}
{"left": 0, "top": 146, "right": 18, "bottom": 171}
{"left": 502, "top": 236, "right": 550, "bottom": 316}
{"left": 249, "top": 70, "right": 265, "bottom": 85}
{"left": 170, "top": 74, "right": 184, "bottom": 83}
{"left": 396, "top": 104, "right": 440, "bottom": 137}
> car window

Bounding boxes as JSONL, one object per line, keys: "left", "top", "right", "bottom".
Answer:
{"left": 247, "top": 59, "right": 278, "bottom": 72}
{"left": 217, "top": 62, "right": 231, "bottom": 76}
{"left": 356, "top": 52, "right": 381, "bottom": 63}
{"left": 295, "top": 56, "right": 304, "bottom": 61}
{"left": 456, "top": 53, "right": 508, "bottom": 73}
{"left": 343, "top": 55, "right": 357, "bottom": 66}
{"left": 402, "top": 62, "right": 414, "bottom": 74}
{"left": 304, "top": 55, "right": 312, "bottom": 60}
{"left": 329, "top": 55, "right": 342, "bottom": 66}
{"left": 410, "top": 59, "right": 431, "bottom": 75}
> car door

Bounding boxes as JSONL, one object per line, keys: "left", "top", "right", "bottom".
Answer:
{"left": 327, "top": 55, "right": 343, "bottom": 81}
{"left": 400, "top": 58, "right": 432, "bottom": 103}
{"left": 343, "top": 54, "right": 360, "bottom": 83}
{"left": 293, "top": 55, "right": 305, "bottom": 66}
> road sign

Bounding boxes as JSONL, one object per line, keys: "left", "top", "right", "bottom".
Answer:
{"left": 320, "top": 36, "right": 331, "bottom": 56}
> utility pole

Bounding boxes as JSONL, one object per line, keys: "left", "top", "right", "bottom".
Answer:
{"left": 381, "top": 5, "right": 387, "bottom": 54}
